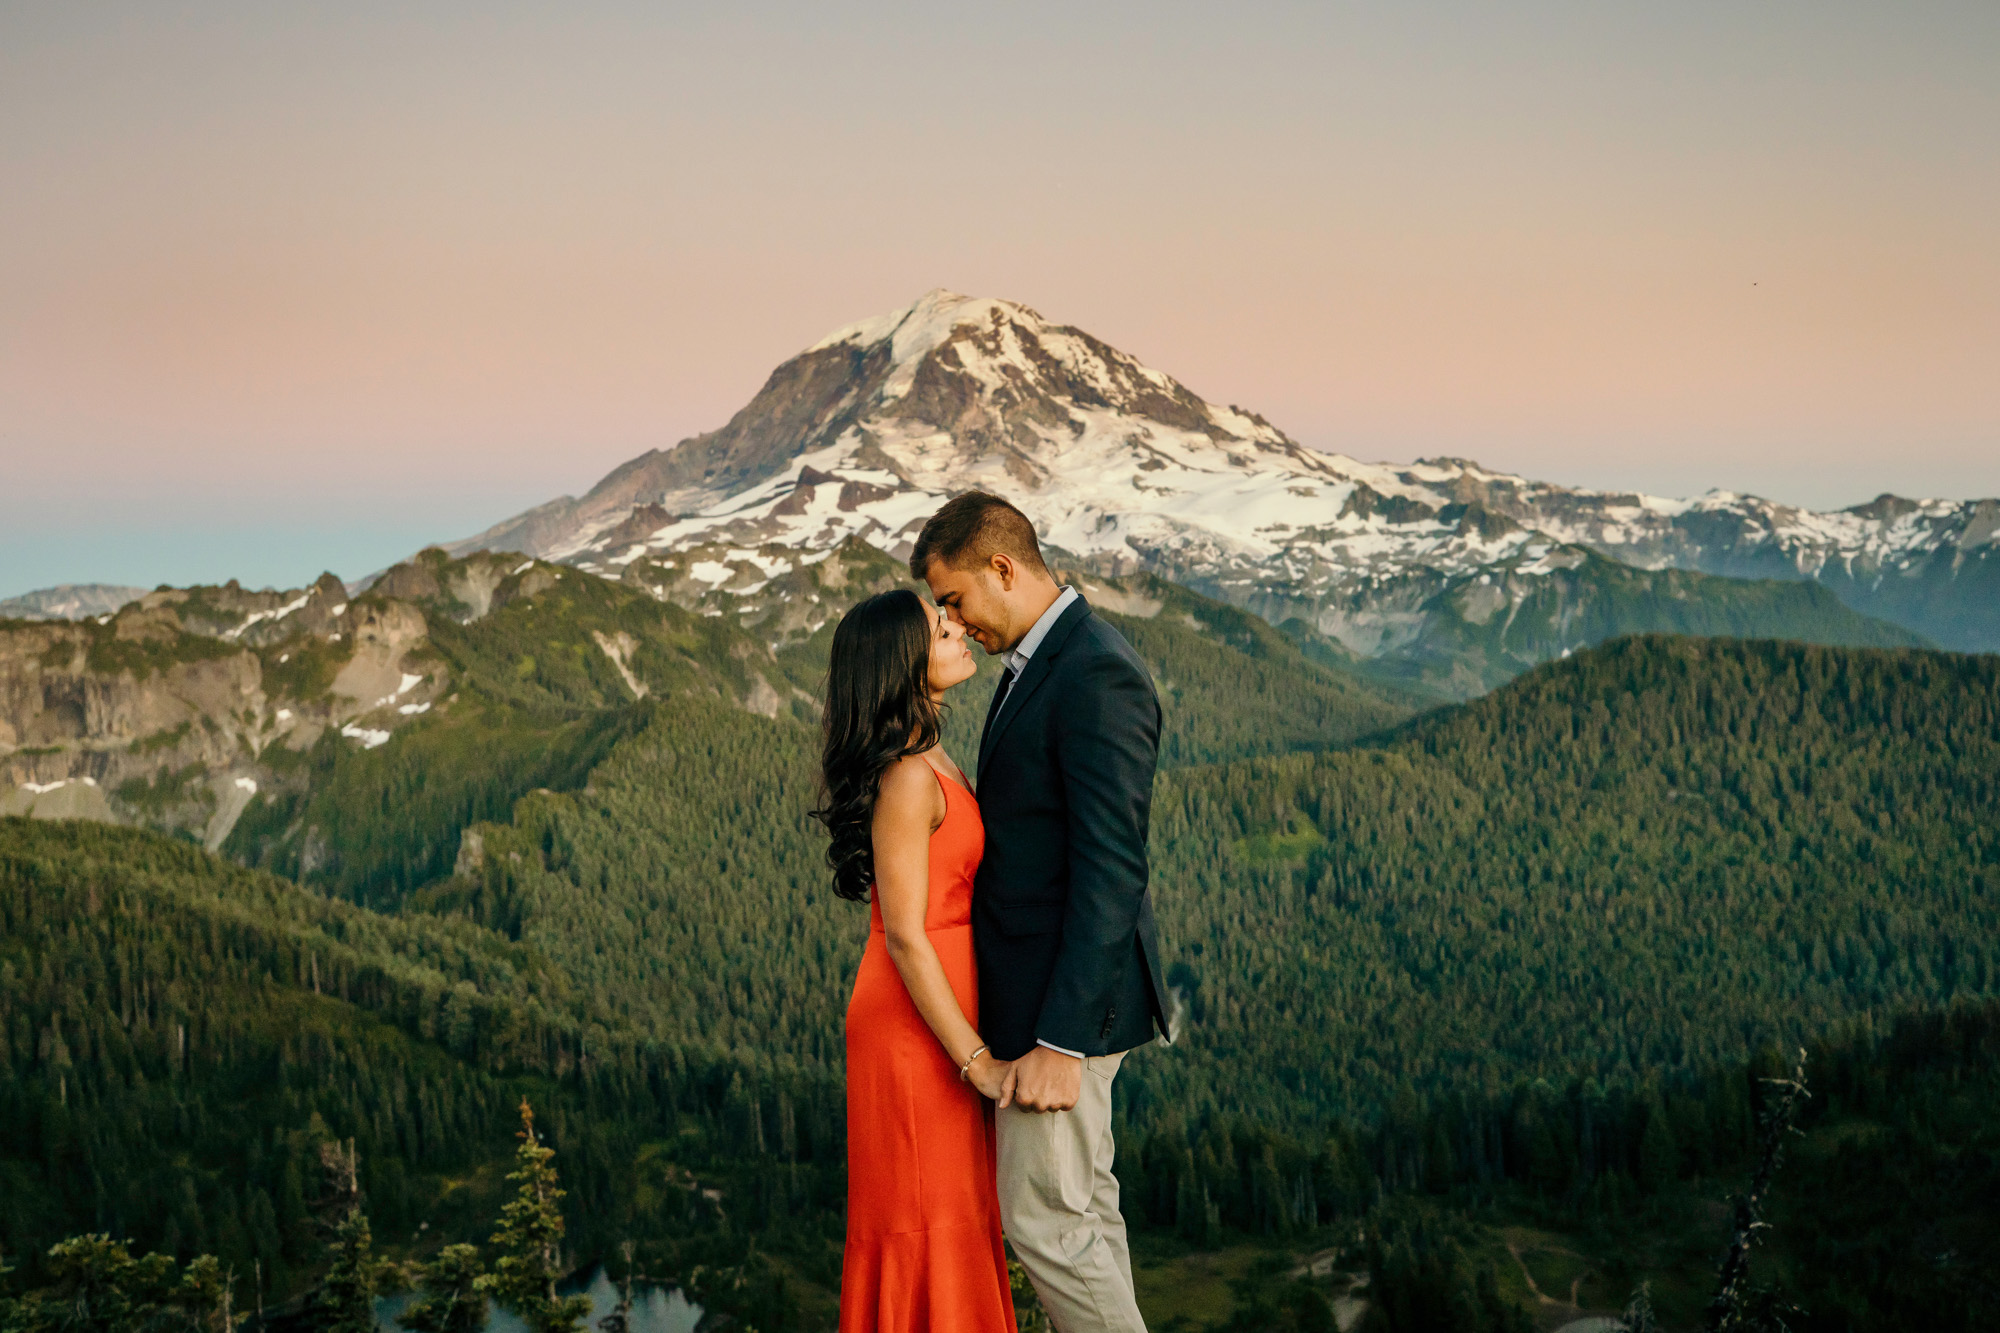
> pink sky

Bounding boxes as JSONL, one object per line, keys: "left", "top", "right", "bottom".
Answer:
{"left": 3, "top": 2, "right": 1996, "bottom": 595}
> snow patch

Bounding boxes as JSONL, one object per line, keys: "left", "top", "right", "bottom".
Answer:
{"left": 225, "top": 592, "right": 311, "bottom": 639}
{"left": 689, "top": 561, "right": 735, "bottom": 585}
{"left": 234, "top": 777, "right": 258, "bottom": 794}
{"left": 340, "top": 723, "right": 391, "bottom": 749}
{"left": 398, "top": 702, "right": 432, "bottom": 715}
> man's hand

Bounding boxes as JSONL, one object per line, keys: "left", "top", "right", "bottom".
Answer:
{"left": 1009, "top": 1044, "right": 1082, "bottom": 1112}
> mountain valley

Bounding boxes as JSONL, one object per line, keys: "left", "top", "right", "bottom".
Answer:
{"left": 6, "top": 627, "right": 1996, "bottom": 1329}
{"left": 3, "top": 289, "right": 1997, "bottom": 1330}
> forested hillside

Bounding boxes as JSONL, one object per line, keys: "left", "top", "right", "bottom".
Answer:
{"left": 209, "top": 546, "right": 1414, "bottom": 913}
{"left": 223, "top": 549, "right": 813, "bottom": 909}
{"left": 1129, "top": 635, "right": 2000, "bottom": 1124}
{"left": 4, "top": 632, "right": 1994, "bottom": 1328}
{"left": 0, "top": 820, "right": 844, "bottom": 1325}
{"left": 426, "top": 634, "right": 1998, "bottom": 1131}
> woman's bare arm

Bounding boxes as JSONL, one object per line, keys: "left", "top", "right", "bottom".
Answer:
{"left": 872, "top": 755, "right": 1010, "bottom": 1101}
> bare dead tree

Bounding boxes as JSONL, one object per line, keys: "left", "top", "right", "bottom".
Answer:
{"left": 316, "top": 1138, "right": 361, "bottom": 1218}
{"left": 1703, "top": 1048, "right": 1810, "bottom": 1333}
{"left": 597, "top": 1240, "right": 636, "bottom": 1332}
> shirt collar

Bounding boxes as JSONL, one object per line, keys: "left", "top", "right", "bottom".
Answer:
{"left": 1003, "top": 585, "right": 1077, "bottom": 676}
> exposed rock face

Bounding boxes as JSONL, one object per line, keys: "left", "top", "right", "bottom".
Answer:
{"left": 0, "top": 571, "right": 446, "bottom": 838}
{"left": 0, "top": 617, "right": 265, "bottom": 771}
{"left": 3, "top": 547, "right": 799, "bottom": 859}
{"left": 442, "top": 289, "right": 1999, "bottom": 655}
{"left": 331, "top": 601, "right": 433, "bottom": 710}
{"left": 0, "top": 610, "right": 271, "bottom": 839}
{"left": 590, "top": 631, "right": 649, "bottom": 700}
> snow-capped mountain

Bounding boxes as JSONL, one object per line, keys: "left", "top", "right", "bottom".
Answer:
{"left": 0, "top": 584, "right": 150, "bottom": 622}
{"left": 449, "top": 289, "right": 1998, "bottom": 657}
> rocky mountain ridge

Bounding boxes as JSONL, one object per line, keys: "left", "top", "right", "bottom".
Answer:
{"left": 2, "top": 536, "right": 1428, "bottom": 900}
{"left": 0, "top": 550, "right": 758, "bottom": 845}
{"left": 0, "top": 567, "right": 457, "bottom": 845}
{"left": 442, "top": 289, "right": 1987, "bottom": 670}
{"left": 0, "top": 583, "right": 151, "bottom": 621}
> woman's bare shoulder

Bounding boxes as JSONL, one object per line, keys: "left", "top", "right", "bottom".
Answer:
{"left": 875, "top": 754, "right": 943, "bottom": 813}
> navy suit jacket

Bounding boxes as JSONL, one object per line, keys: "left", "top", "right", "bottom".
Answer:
{"left": 973, "top": 594, "right": 1169, "bottom": 1060}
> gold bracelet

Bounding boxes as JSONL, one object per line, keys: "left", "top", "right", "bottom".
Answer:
{"left": 958, "top": 1044, "right": 989, "bottom": 1082}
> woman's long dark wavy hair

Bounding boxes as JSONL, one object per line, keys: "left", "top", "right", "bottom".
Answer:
{"left": 810, "top": 589, "right": 944, "bottom": 902}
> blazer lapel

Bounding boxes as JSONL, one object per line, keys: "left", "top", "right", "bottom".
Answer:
{"left": 977, "top": 596, "right": 1093, "bottom": 777}
{"left": 976, "top": 664, "right": 1012, "bottom": 757}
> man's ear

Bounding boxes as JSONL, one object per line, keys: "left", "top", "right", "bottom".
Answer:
{"left": 990, "top": 552, "right": 1017, "bottom": 592}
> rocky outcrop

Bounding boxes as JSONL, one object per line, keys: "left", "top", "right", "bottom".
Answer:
{"left": 1, "top": 573, "right": 448, "bottom": 837}
{"left": 331, "top": 600, "right": 435, "bottom": 710}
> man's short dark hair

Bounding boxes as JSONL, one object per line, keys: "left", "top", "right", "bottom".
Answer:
{"left": 909, "top": 491, "right": 1048, "bottom": 581}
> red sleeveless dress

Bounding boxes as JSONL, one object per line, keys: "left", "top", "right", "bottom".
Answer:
{"left": 840, "top": 767, "right": 1016, "bottom": 1332}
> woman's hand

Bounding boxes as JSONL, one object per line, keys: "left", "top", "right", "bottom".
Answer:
{"left": 965, "top": 1051, "right": 1013, "bottom": 1102}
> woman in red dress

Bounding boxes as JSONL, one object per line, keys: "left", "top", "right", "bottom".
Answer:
{"left": 813, "top": 589, "right": 1018, "bottom": 1333}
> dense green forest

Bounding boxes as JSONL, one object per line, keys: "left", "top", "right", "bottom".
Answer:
{"left": 4, "top": 627, "right": 1995, "bottom": 1327}
{"left": 424, "top": 635, "right": 1999, "bottom": 1124}
{"left": 223, "top": 548, "right": 818, "bottom": 911}
{"left": 1173, "top": 998, "right": 2000, "bottom": 1331}
{"left": 1126, "top": 635, "right": 2000, "bottom": 1124}
{"left": 0, "top": 820, "right": 843, "bottom": 1327}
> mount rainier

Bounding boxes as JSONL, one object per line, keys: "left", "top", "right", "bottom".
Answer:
{"left": 434, "top": 289, "right": 1992, "bottom": 685}
{"left": 2, "top": 290, "right": 1987, "bottom": 832}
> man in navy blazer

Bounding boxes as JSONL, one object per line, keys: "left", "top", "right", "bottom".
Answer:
{"left": 916, "top": 491, "right": 1168, "bottom": 1333}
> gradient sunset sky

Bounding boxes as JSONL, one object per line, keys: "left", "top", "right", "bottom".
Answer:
{"left": 3, "top": 1, "right": 1996, "bottom": 597}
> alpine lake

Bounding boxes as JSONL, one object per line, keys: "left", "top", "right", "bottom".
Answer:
{"left": 373, "top": 1266, "right": 702, "bottom": 1332}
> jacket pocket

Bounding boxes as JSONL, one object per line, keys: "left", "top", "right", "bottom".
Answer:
{"left": 992, "top": 900, "right": 1065, "bottom": 937}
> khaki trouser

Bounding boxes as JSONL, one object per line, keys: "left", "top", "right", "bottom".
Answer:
{"left": 996, "top": 1050, "right": 1147, "bottom": 1333}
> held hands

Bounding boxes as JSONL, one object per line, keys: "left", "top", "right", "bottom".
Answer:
{"left": 964, "top": 1050, "right": 1014, "bottom": 1103}
{"left": 959, "top": 1044, "right": 1083, "bottom": 1111}
{"left": 1007, "top": 1044, "right": 1082, "bottom": 1113}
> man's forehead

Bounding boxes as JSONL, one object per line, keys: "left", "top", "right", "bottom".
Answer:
{"left": 923, "top": 561, "right": 973, "bottom": 591}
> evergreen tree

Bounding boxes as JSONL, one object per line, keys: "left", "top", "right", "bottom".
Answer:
{"left": 398, "top": 1244, "right": 487, "bottom": 1333}
{"left": 0, "top": 1235, "right": 234, "bottom": 1333}
{"left": 312, "top": 1212, "right": 384, "bottom": 1333}
{"left": 307, "top": 1139, "right": 392, "bottom": 1333}
{"left": 3, "top": 1235, "right": 176, "bottom": 1333}
{"left": 478, "top": 1101, "right": 588, "bottom": 1333}
{"left": 170, "top": 1255, "right": 236, "bottom": 1332}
